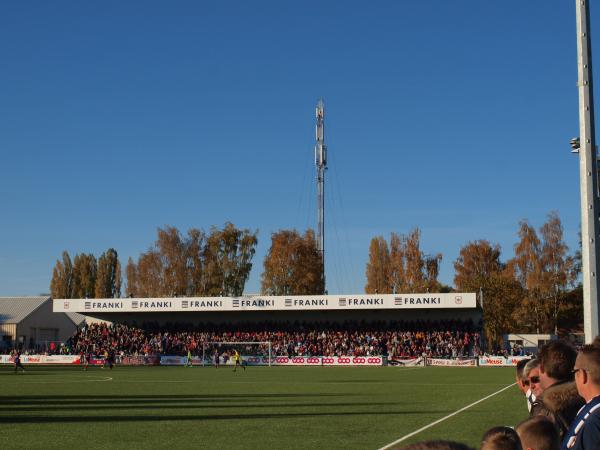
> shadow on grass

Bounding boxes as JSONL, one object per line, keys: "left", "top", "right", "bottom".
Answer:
{"left": 2, "top": 400, "right": 400, "bottom": 413}
{"left": 0, "top": 410, "right": 439, "bottom": 424}
{"left": 0, "top": 393, "right": 354, "bottom": 405}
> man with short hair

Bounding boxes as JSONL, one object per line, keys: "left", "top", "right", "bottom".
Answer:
{"left": 516, "top": 416, "right": 559, "bottom": 450}
{"left": 530, "top": 341, "right": 584, "bottom": 441}
{"left": 562, "top": 344, "right": 600, "bottom": 449}
{"left": 517, "top": 359, "right": 532, "bottom": 395}
{"left": 525, "top": 359, "right": 543, "bottom": 413}
{"left": 480, "top": 426, "right": 522, "bottom": 450}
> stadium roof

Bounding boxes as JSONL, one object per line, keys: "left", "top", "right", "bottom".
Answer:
{"left": 0, "top": 296, "right": 49, "bottom": 324}
{"left": 64, "top": 312, "right": 86, "bottom": 326}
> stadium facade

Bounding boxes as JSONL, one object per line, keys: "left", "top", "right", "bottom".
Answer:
{"left": 53, "top": 292, "right": 479, "bottom": 325}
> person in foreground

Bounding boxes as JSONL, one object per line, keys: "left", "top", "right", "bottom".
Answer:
{"left": 562, "top": 344, "right": 600, "bottom": 449}
{"left": 480, "top": 426, "right": 522, "bottom": 450}
{"left": 530, "top": 341, "right": 584, "bottom": 440}
{"left": 516, "top": 416, "right": 559, "bottom": 450}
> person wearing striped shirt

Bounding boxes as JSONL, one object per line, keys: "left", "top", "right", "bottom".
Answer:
{"left": 562, "top": 344, "right": 600, "bottom": 450}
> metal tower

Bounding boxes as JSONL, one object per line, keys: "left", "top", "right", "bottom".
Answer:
{"left": 315, "top": 99, "right": 327, "bottom": 291}
{"left": 576, "top": 0, "right": 600, "bottom": 342}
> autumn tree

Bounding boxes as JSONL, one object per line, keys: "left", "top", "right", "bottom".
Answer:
{"left": 453, "top": 240, "right": 519, "bottom": 349}
{"left": 50, "top": 251, "right": 74, "bottom": 298}
{"left": 365, "top": 236, "right": 392, "bottom": 294}
{"left": 186, "top": 228, "right": 205, "bottom": 295}
{"left": 538, "top": 212, "right": 576, "bottom": 333}
{"left": 387, "top": 228, "right": 442, "bottom": 293}
{"left": 72, "top": 253, "right": 97, "bottom": 298}
{"left": 125, "top": 257, "right": 138, "bottom": 297}
{"left": 203, "top": 223, "right": 258, "bottom": 296}
{"left": 156, "top": 226, "right": 188, "bottom": 296}
{"left": 126, "top": 223, "right": 257, "bottom": 297}
{"left": 453, "top": 240, "right": 503, "bottom": 292}
{"left": 261, "top": 229, "right": 324, "bottom": 295}
{"left": 132, "top": 249, "right": 164, "bottom": 297}
{"left": 95, "top": 248, "right": 122, "bottom": 298}
{"left": 510, "top": 220, "right": 545, "bottom": 333}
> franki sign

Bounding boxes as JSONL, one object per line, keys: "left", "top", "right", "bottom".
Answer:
{"left": 55, "top": 293, "right": 476, "bottom": 313}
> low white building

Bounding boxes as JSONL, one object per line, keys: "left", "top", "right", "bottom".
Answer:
{"left": 504, "top": 333, "right": 557, "bottom": 355}
{"left": 0, "top": 296, "right": 85, "bottom": 351}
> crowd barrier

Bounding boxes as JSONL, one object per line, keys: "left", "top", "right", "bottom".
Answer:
{"left": 0, "top": 354, "right": 528, "bottom": 367}
{"left": 0, "top": 354, "right": 81, "bottom": 364}
{"left": 478, "top": 356, "right": 530, "bottom": 366}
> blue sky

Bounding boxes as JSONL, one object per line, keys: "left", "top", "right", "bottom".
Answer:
{"left": 0, "top": 1, "right": 592, "bottom": 296}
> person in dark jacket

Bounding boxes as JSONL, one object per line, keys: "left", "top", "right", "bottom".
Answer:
{"left": 530, "top": 340, "right": 584, "bottom": 441}
{"left": 562, "top": 343, "right": 600, "bottom": 449}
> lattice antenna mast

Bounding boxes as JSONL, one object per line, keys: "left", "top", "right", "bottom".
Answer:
{"left": 315, "top": 99, "right": 327, "bottom": 292}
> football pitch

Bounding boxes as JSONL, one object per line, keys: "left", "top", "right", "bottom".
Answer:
{"left": 1, "top": 365, "right": 524, "bottom": 449}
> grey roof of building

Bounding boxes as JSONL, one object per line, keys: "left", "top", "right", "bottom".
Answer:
{"left": 0, "top": 296, "right": 50, "bottom": 324}
{"left": 65, "top": 312, "right": 86, "bottom": 326}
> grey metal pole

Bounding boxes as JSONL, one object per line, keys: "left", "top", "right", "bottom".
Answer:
{"left": 576, "top": 0, "right": 600, "bottom": 342}
{"left": 315, "top": 99, "right": 327, "bottom": 293}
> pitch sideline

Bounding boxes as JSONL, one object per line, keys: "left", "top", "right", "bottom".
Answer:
{"left": 377, "top": 382, "right": 517, "bottom": 450}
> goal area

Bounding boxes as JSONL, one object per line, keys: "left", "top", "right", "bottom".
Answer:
{"left": 201, "top": 341, "right": 272, "bottom": 366}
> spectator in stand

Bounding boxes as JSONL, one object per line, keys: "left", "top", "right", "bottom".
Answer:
{"left": 530, "top": 341, "right": 584, "bottom": 441}
{"left": 562, "top": 343, "right": 600, "bottom": 449}
{"left": 66, "top": 320, "right": 481, "bottom": 359}
{"left": 480, "top": 426, "right": 522, "bottom": 450}
{"left": 516, "top": 416, "right": 559, "bottom": 450}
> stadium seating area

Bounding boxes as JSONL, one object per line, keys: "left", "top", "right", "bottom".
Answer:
{"left": 66, "top": 320, "right": 481, "bottom": 358}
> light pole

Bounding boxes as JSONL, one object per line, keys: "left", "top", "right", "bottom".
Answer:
{"left": 575, "top": 0, "right": 600, "bottom": 343}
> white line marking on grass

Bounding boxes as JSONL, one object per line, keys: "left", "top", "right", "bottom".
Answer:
{"left": 377, "top": 382, "right": 516, "bottom": 450}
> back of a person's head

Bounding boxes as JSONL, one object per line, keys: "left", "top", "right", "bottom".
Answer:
{"left": 401, "top": 441, "right": 474, "bottom": 450}
{"left": 516, "top": 416, "right": 559, "bottom": 450}
{"left": 578, "top": 344, "right": 600, "bottom": 385}
{"left": 538, "top": 340, "right": 577, "bottom": 382}
{"left": 480, "top": 426, "right": 522, "bottom": 450}
{"left": 516, "top": 358, "right": 530, "bottom": 380}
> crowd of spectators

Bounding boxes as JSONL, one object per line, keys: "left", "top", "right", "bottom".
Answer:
{"left": 66, "top": 319, "right": 481, "bottom": 359}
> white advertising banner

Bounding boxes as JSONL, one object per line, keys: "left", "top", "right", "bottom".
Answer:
{"left": 272, "top": 356, "right": 322, "bottom": 366}
{"left": 478, "top": 356, "right": 530, "bottom": 367}
{"left": 426, "top": 358, "right": 477, "bottom": 367}
{"left": 322, "top": 356, "right": 383, "bottom": 366}
{"left": 0, "top": 355, "right": 81, "bottom": 364}
{"left": 389, "top": 357, "right": 424, "bottom": 367}
{"left": 54, "top": 293, "right": 476, "bottom": 314}
{"left": 160, "top": 356, "right": 187, "bottom": 366}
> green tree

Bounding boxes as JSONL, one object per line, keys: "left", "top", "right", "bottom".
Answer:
{"left": 95, "top": 248, "right": 122, "bottom": 298}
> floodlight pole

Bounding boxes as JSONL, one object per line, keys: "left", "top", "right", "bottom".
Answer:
{"left": 576, "top": 0, "right": 600, "bottom": 342}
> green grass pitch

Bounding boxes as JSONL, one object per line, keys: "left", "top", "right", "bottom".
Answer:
{"left": 0, "top": 365, "right": 525, "bottom": 449}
